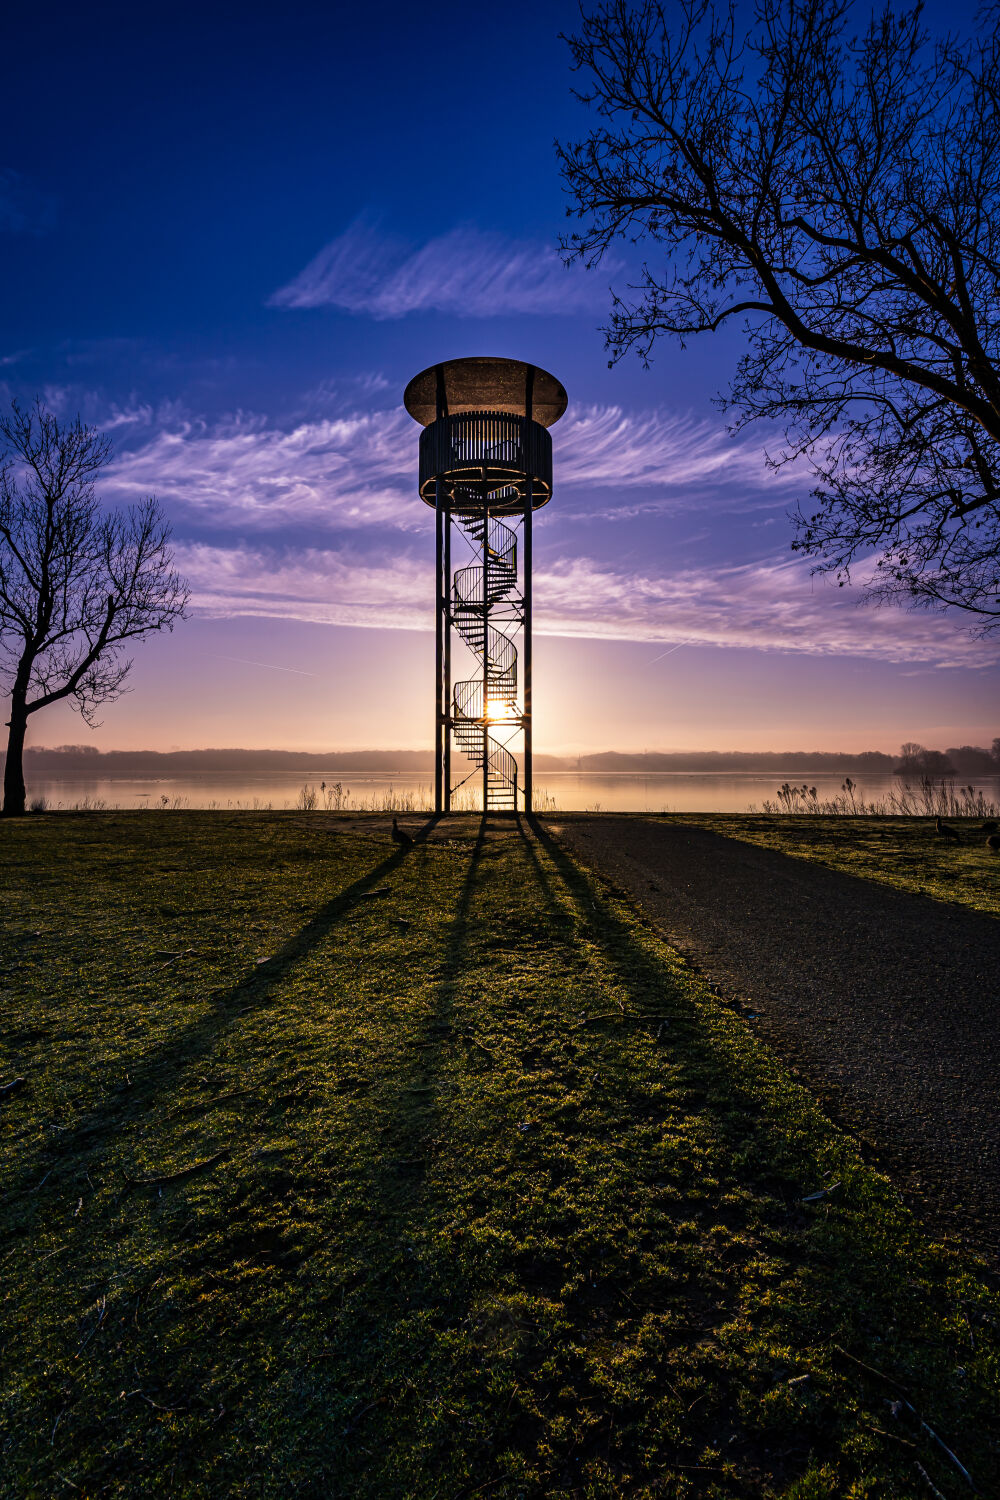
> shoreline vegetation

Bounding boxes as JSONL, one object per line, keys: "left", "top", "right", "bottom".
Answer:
{"left": 17, "top": 776, "right": 1000, "bottom": 818}
{"left": 2, "top": 812, "right": 998, "bottom": 1496}
{"left": 7, "top": 742, "right": 1000, "bottom": 779}
{"left": 750, "top": 776, "right": 1000, "bottom": 819}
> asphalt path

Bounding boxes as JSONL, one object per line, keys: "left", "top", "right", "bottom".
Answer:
{"left": 554, "top": 816, "right": 1000, "bottom": 1264}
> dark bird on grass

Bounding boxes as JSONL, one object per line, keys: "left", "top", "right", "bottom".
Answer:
{"left": 987, "top": 834, "right": 1000, "bottom": 855}
{"left": 391, "top": 817, "right": 414, "bottom": 847}
{"left": 935, "top": 816, "right": 961, "bottom": 843}
{"left": 978, "top": 819, "right": 999, "bottom": 834}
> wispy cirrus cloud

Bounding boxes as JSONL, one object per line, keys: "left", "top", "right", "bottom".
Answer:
{"left": 268, "top": 215, "right": 613, "bottom": 319}
{"left": 533, "top": 555, "right": 997, "bottom": 667}
{"left": 102, "top": 396, "right": 782, "bottom": 533}
{"left": 178, "top": 542, "right": 430, "bottom": 630}
{"left": 556, "top": 404, "right": 787, "bottom": 504}
{"left": 174, "top": 540, "right": 996, "bottom": 669}
{"left": 106, "top": 407, "right": 418, "bottom": 531}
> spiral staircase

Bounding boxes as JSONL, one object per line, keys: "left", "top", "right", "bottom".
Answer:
{"left": 451, "top": 512, "right": 521, "bottom": 810}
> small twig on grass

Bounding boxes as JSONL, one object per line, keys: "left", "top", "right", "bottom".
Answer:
{"left": 865, "top": 1423, "right": 917, "bottom": 1448}
{"left": 460, "top": 1477, "right": 508, "bottom": 1498}
{"left": 914, "top": 1461, "right": 948, "bottom": 1500}
{"left": 801, "top": 1182, "right": 841, "bottom": 1202}
{"left": 155, "top": 947, "right": 199, "bottom": 969}
{"left": 127, "top": 1389, "right": 184, "bottom": 1413}
{"left": 574, "top": 1011, "right": 626, "bottom": 1029}
{"left": 833, "top": 1346, "right": 977, "bottom": 1492}
{"left": 125, "top": 1149, "right": 229, "bottom": 1188}
{"left": 78, "top": 1295, "right": 108, "bottom": 1351}
{"left": 50, "top": 1405, "right": 68, "bottom": 1446}
{"left": 0, "top": 1076, "right": 26, "bottom": 1098}
{"left": 164, "top": 1090, "right": 252, "bottom": 1121}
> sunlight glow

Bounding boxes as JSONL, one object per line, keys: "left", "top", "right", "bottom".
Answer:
{"left": 485, "top": 698, "right": 519, "bottom": 723}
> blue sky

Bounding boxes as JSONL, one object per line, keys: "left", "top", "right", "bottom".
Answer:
{"left": 2, "top": 0, "right": 997, "bottom": 754}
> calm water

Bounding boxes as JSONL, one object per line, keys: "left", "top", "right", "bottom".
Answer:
{"left": 22, "top": 770, "right": 1000, "bottom": 814}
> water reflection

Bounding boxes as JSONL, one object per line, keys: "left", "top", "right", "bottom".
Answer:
{"left": 24, "top": 770, "right": 1000, "bottom": 815}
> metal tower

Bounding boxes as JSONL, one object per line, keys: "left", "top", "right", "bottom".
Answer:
{"left": 404, "top": 356, "right": 567, "bottom": 813}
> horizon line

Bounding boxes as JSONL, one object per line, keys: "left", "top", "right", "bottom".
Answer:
{"left": 13, "top": 743, "right": 996, "bottom": 760}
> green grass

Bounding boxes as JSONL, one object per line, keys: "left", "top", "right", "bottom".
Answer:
{"left": 2, "top": 812, "right": 998, "bottom": 1498}
{"left": 663, "top": 815, "right": 1000, "bottom": 917}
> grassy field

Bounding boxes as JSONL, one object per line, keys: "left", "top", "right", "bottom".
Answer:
{"left": 2, "top": 812, "right": 999, "bottom": 1498}
{"left": 668, "top": 815, "right": 1000, "bottom": 918}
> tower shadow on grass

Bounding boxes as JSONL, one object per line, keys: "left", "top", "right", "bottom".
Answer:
{"left": 522, "top": 812, "right": 939, "bottom": 1255}
{"left": 314, "top": 817, "right": 492, "bottom": 1461}
{"left": 370, "top": 814, "right": 488, "bottom": 1206}
{"left": 9, "top": 819, "right": 442, "bottom": 1203}
{"left": 513, "top": 815, "right": 1000, "bottom": 1488}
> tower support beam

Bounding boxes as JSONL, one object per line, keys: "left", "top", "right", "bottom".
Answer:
{"left": 434, "top": 475, "right": 443, "bottom": 814}
{"left": 524, "top": 474, "right": 533, "bottom": 816}
{"left": 482, "top": 481, "right": 490, "bottom": 816}
{"left": 443, "top": 489, "right": 452, "bottom": 813}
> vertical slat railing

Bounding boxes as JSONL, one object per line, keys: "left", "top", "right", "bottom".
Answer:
{"left": 418, "top": 412, "right": 552, "bottom": 502}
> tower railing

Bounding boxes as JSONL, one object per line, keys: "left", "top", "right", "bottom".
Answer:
{"left": 418, "top": 411, "right": 552, "bottom": 508}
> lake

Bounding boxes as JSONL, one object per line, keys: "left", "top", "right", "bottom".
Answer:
{"left": 22, "top": 770, "right": 1000, "bottom": 815}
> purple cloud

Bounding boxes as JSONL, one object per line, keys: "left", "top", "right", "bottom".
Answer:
{"left": 268, "top": 216, "right": 614, "bottom": 319}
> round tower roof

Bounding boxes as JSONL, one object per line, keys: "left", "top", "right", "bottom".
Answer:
{"left": 403, "top": 356, "right": 567, "bottom": 428}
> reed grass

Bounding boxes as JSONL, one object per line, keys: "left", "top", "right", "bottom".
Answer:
{"left": 754, "top": 775, "right": 1000, "bottom": 819}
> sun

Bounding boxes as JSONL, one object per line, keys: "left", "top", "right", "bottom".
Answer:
{"left": 485, "top": 698, "right": 519, "bottom": 722}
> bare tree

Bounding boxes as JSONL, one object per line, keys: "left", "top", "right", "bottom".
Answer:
{"left": 559, "top": 0, "right": 1000, "bottom": 629}
{"left": 0, "top": 400, "right": 189, "bottom": 816}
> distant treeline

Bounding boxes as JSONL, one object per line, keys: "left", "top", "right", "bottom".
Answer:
{"left": 9, "top": 747, "right": 439, "bottom": 777}
{"left": 7, "top": 744, "right": 998, "bottom": 778}
{"left": 892, "top": 740, "right": 1000, "bottom": 776}
{"left": 582, "top": 746, "right": 1000, "bottom": 775}
{"left": 575, "top": 750, "right": 898, "bottom": 772}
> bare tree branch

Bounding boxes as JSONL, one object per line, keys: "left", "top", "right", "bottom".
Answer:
{"left": 558, "top": 0, "right": 1000, "bottom": 629}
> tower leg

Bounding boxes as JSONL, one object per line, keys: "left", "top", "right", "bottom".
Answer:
{"left": 434, "top": 477, "right": 443, "bottom": 815}
{"left": 443, "top": 494, "right": 452, "bottom": 812}
{"left": 524, "top": 477, "right": 533, "bottom": 816}
{"left": 482, "top": 487, "right": 490, "bottom": 814}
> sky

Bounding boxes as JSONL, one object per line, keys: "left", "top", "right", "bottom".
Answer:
{"left": 1, "top": 0, "right": 997, "bottom": 756}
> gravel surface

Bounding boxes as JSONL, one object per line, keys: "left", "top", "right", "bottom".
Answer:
{"left": 554, "top": 816, "right": 1000, "bottom": 1264}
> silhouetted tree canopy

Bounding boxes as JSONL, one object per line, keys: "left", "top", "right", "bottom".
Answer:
{"left": 0, "top": 400, "right": 188, "bottom": 815}
{"left": 894, "top": 742, "right": 956, "bottom": 774}
{"left": 559, "top": 0, "right": 1000, "bottom": 629}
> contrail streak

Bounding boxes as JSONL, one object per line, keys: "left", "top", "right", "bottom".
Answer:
{"left": 211, "top": 654, "right": 318, "bottom": 677}
{"left": 646, "top": 642, "right": 686, "bottom": 666}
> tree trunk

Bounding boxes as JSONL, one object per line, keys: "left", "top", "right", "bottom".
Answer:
{"left": 2, "top": 698, "right": 28, "bottom": 816}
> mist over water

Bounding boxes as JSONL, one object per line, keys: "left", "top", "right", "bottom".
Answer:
{"left": 24, "top": 770, "right": 1000, "bottom": 814}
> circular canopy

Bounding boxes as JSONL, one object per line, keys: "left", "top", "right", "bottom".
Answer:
{"left": 404, "top": 356, "right": 567, "bottom": 428}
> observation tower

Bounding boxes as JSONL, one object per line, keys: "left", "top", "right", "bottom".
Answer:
{"left": 404, "top": 356, "right": 567, "bottom": 813}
